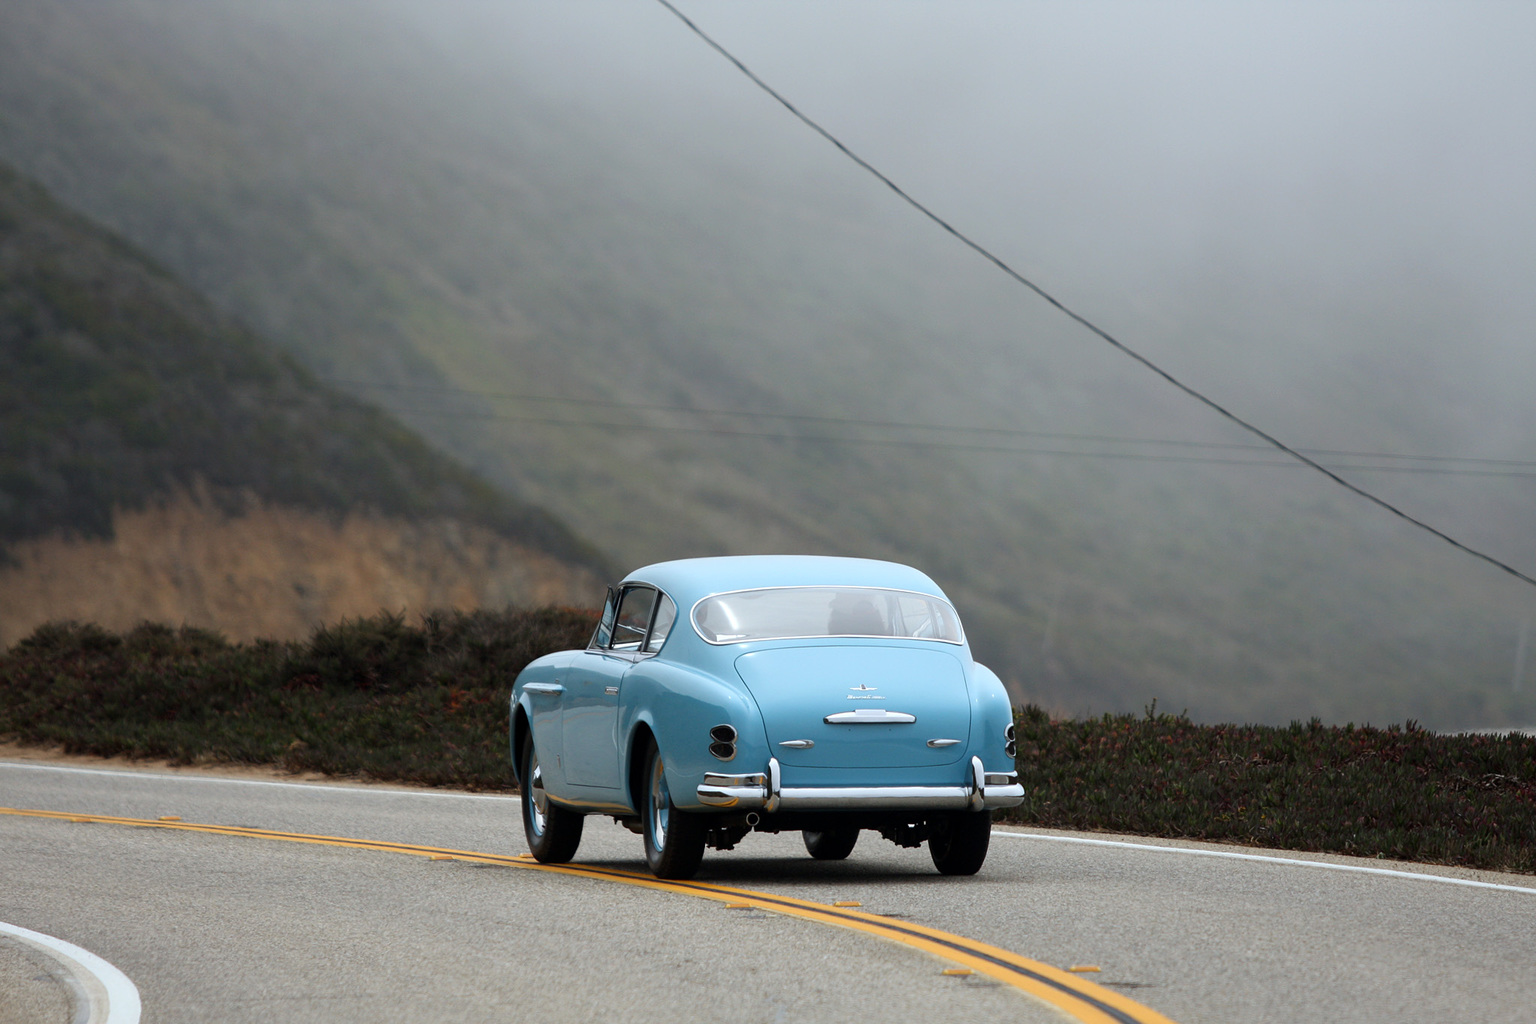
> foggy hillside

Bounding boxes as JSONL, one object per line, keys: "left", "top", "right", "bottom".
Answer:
{"left": 1, "top": 0, "right": 1532, "bottom": 726}
{"left": 0, "top": 160, "right": 606, "bottom": 642}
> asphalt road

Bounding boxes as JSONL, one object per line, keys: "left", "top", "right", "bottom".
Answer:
{"left": 3, "top": 757, "right": 1533, "bottom": 1024}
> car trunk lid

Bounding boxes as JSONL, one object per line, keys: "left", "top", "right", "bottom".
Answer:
{"left": 734, "top": 645, "right": 970, "bottom": 768}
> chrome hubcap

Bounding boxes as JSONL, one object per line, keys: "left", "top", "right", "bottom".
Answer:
{"left": 649, "top": 756, "right": 669, "bottom": 850}
{"left": 528, "top": 755, "right": 548, "bottom": 836}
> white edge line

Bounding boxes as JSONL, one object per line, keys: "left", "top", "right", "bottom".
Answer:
{"left": 0, "top": 760, "right": 517, "bottom": 800}
{"left": 0, "top": 922, "right": 142, "bottom": 1024}
{"left": 993, "top": 829, "right": 1536, "bottom": 897}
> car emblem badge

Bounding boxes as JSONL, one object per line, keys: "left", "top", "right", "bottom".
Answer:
{"left": 847, "top": 683, "right": 884, "bottom": 701}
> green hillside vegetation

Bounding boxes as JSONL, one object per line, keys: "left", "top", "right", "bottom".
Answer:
{"left": 4, "top": 616, "right": 1532, "bottom": 874}
{"left": 0, "top": 1, "right": 1531, "bottom": 727}
{"left": 0, "top": 161, "right": 603, "bottom": 571}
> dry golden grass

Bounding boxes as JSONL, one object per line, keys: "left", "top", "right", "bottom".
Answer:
{"left": 0, "top": 490, "right": 603, "bottom": 645}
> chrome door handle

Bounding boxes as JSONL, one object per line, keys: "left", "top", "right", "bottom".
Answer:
{"left": 523, "top": 683, "right": 564, "bottom": 695}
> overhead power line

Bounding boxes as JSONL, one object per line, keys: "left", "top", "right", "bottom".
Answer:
{"left": 400, "top": 405, "right": 1536, "bottom": 477}
{"left": 330, "top": 398, "right": 1536, "bottom": 477}
{"left": 651, "top": 0, "right": 1536, "bottom": 590}
{"left": 324, "top": 378, "right": 1536, "bottom": 471}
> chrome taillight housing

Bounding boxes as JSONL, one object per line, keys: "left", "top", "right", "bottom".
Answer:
{"left": 1004, "top": 722, "right": 1017, "bottom": 759}
{"left": 708, "top": 724, "right": 737, "bottom": 761}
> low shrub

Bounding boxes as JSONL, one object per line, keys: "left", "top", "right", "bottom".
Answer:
{"left": 0, "top": 608, "right": 598, "bottom": 789}
{"left": 1001, "top": 703, "right": 1536, "bottom": 874}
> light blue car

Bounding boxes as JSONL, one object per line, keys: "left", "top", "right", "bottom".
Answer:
{"left": 510, "top": 555, "right": 1023, "bottom": 879}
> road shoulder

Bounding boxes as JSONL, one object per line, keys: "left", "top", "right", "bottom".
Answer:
{"left": 0, "top": 937, "right": 71, "bottom": 1024}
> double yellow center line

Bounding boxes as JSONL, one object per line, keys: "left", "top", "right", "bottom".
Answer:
{"left": 3, "top": 806, "right": 1177, "bottom": 1024}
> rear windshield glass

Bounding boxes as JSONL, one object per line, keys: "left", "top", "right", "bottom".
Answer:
{"left": 692, "top": 587, "right": 963, "bottom": 645}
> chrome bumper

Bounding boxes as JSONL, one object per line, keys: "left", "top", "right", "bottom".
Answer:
{"left": 696, "top": 756, "right": 1024, "bottom": 812}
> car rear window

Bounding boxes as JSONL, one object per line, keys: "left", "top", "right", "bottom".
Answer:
{"left": 692, "top": 587, "right": 962, "bottom": 645}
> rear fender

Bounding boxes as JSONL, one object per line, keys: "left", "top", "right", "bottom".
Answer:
{"left": 967, "top": 661, "right": 1015, "bottom": 770}
{"left": 621, "top": 660, "right": 765, "bottom": 813}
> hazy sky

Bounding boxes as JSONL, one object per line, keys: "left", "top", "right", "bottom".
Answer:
{"left": 477, "top": 1, "right": 1536, "bottom": 438}
{"left": 524, "top": 2, "right": 1536, "bottom": 275}
{"left": 428, "top": 0, "right": 1536, "bottom": 716}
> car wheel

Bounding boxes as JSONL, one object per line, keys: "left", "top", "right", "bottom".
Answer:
{"left": 641, "top": 741, "right": 706, "bottom": 880}
{"left": 802, "top": 826, "right": 859, "bottom": 860}
{"left": 927, "top": 810, "right": 992, "bottom": 875}
{"left": 520, "top": 734, "right": 583, "bottom": 863}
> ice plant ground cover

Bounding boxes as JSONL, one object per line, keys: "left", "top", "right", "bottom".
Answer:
{"left": 1001, "top": 704, "right": 1536, "bottom": 873}
{"left": 0, "top": 610, "right": 598, "bottom": 790}
{"left": 2, "top": 613, "right": 1532, "bottom": 872}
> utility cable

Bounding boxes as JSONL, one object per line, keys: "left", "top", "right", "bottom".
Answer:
{"left": 652, "top": 0, "right": 1536, "bottom": 589}
{"left": 388, "top": 405, "right": 1536, "bottom": 478}
{"left": 324, "top": 377, "right": 1536, "bottom": 469}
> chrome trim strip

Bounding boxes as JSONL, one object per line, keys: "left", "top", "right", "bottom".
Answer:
{"left": 694, "top": 769, "right": 1025, "bottom": 811}
{"left": 823, "top": 709, "right": 916, "bottom": 725}
{"left": 926, "top": 738, "right": 961, "bottom": 748}
{"left": 778, "top": 739, "right": 815, "bottom": 749}
{"left": 696, "top": 785, "right": 758, "bottom": 808}
{"left": 780, "top": 785, "right": 971, "bottom": 809}
{"left": 522, "top": 683, "right": 564, "bottom": 695}
{"left": 765, "top": 757, "right": 782, "bottom": 813}
{"left": 981, "top": 783, "right": 1026, "bottom": 809}
{"left": 702, "top": 772, "right": 766, "bottom": 788}
{"left": 781, "top": 783, "right": 1023, "bottom": 810}
{"left": 697, "top": 772, "right": 766, "bottom": 808}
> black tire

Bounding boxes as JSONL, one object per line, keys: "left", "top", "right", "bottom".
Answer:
{"left": 928, "top": 810, "right": 992, "bottom": 876}
{"left": 520, "top": 734, "right": 584, "bottom": 863}
{"left": 641, "top": 741, "right": 706, "bottom": 880}
{"left": 802, "top": 826, "right": 859, "bottom": 861}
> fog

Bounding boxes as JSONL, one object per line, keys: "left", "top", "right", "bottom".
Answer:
{"left": 477, "top": 0, "right": 1536, "bottom": 561}
{"left": 4, "top": 0, "right": 1534, "bottom": 724}
{"left": 508, "top": 9, "right": 1525, "bottom": 366}
{"left": 171, "top": 0, "right": 1536, "bottom": 449}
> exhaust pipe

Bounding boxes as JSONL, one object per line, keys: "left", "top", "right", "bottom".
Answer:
{"left": 746, "top": 812, "right": 760, "bottom": 827}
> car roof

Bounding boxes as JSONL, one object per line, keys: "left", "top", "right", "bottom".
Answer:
{"left": 624, "top": 555, "right": 950, "bottom": 604}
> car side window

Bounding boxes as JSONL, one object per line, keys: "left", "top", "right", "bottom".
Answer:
{"left": 643, "top": 594, "right": 677, "bottom": 653}
{"left": 590, "top": 587, "right": 617, "bottom": 649}
{"left": 611, "top": 586, "right": 657, "bottom": 652}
